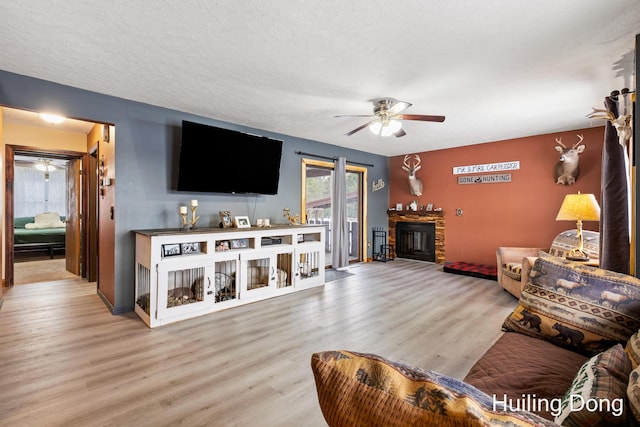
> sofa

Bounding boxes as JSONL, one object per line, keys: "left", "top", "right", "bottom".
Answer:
{"left": 14, "top": 212, "right": 66, "bottom": 258}
{"left": 496, "top": 229, "right": 600, "bottom": 298}
{"left": 312, "top": 253, "right": 640, "bottom": 426}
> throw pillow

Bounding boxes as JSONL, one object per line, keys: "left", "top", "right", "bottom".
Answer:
{"left": 34, "top": 211, "right": 62, "bottom": 223}
{"left": 25, "top": 220, "right": 66, "bottom": 229}
{"left": 503, "top": 262, "right": 523, "bottom": 280}
{"left": 555, "top": 344, "right": 630, "bottom": 426}
{"left": 503, "top": 252, "right": 640, "bottom": 355}
{"left": 628, "top": 365, "right": 640, "bottom": 424}
{"left": 25, "top": 211, "right": 65, "bottom": 229}
{"left": 626, "top": 330, "right": 640, "bottom": 369}
{"left": 311, "top": 350, "right": 557, "bottom": 427}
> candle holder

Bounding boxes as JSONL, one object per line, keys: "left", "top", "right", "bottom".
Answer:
{"left": 190, "top": 205, "right": 200, "bottom": 229}
{"left": 179, "top": 206, "right": 200, "bottom": 230}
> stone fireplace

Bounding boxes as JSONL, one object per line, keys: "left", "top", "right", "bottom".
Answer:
{"left": 388, "top": 210, "right": 445, "bottom": 264}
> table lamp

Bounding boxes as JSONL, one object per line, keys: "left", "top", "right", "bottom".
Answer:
{"left": 555, "top": 192, "right": 601, "bottom": 261}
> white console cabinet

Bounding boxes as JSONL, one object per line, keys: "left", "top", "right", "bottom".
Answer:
{"left": 134, "top": 225, "right": 325, "bottom": 327}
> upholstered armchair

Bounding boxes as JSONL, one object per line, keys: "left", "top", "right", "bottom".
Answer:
{"left": 496, "top": 229, "right": 600, "bottom": 299}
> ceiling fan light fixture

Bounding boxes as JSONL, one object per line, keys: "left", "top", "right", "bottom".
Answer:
{"left": 368, "top": 121, "right": 382, "bottom": 135}
{"left": 369, "top": 119, "right": 402, "bottom": 137}
{"left": 34, "top": 159, "right": 57, "bottom": 172}
{"left": 39, "top": 113, "right": 66, "bottom": 124}
{"left": 340, "top": 98, "right": 444, "bottom": 137}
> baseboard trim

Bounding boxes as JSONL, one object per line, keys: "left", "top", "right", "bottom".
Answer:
{"left": 112, "top": 304, "right": 135, "bottom": 315}
{"left": 96, "top": 289, "right": 114, "bottom": 311}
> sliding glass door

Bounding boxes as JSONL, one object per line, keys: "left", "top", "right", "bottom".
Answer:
{"left": 301, "top": 159, "right": 367, "bottom": 267}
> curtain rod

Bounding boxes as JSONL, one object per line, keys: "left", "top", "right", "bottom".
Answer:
{"left": 295, "top": 151, "right": 374, "bottom": 168}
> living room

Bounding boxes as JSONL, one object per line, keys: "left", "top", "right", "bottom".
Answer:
{"left": 0, "top": 2, "right": 639, "bottom": 425}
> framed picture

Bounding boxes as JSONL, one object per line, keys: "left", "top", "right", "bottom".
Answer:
{"left": 219, "top": 211, "right": 233, "bottom": 228}
{"left": 162, "top": 243, "right": 181, "bottom": 257}
{"left": 235, "top": 216, "right": 251, "bottom": 228}
{"left": 395, "top": 203, "right": 403, "bottom": 211}
{"left": 181, "top": 242, "right": 201, "bottom": 254}
{"left": 230, "top": 238, "right": 248, "bottom": 249}
{"left": 426, "top": 203, "right": 434, "bottom": 212}
{"left": 215, "top": 241, "right": 230, "bottom": 252}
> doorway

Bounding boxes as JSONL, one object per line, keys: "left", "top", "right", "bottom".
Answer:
{"left": 5, "top": 145, "right": 88, "bottom": 287}
{"left": 301, "top": 158, "right": 367, "bottom": 266}
{"left": 13, "top": 154, "right": 74, "bottom": 284}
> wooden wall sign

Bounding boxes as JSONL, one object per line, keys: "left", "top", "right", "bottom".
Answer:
{"left": 458, "top": 174, "right": 512, "bottom": 184}
{"left": 453, "top": 161, "right": 519, "bottom": 175}
{"left": 372, "top": 178, "right": 385, "bottom": 192}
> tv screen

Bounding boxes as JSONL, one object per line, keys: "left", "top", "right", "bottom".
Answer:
{"left": 177, "top": 120, "right": 283, "bottom": 194}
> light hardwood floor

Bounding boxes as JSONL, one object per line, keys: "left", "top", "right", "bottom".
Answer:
{"left": 0, "top": 259, "right": 518, "bottom": 427}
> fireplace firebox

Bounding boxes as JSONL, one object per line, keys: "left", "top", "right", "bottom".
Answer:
{"left": 387, "top": 210, "right": 444, "bottom": 263}
{"left": 395, "top": 222, "right": 435, "bottom": 262}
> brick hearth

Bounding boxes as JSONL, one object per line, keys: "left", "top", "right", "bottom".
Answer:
{"left": 387, "top": 210, "right": 445, "bottom": 264}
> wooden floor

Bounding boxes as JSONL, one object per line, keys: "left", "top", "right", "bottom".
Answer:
{"left": 0, "top": 259, "right": 518, "bottom": 427}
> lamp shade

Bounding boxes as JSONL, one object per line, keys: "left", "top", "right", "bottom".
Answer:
{"left": 555, "top": 193, "right": 601, "bottom": 221}
{"left": 369, "top": 119, "right": 402, "bottom": 136}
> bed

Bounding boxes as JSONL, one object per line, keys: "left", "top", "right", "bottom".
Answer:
{"left": 14, "top": 212, "right": 66, "bottom": 258}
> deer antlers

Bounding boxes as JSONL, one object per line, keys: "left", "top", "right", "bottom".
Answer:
{"left": 586, "top": 107, "right": 614, "bottom": 121}
{"left": 403, "top": 154, "right": 421, "bottom": 170}
{"left": 555, "top": 134, "right": 584, "bottom": 149}
{"left": 587, "top": 107, "right": 632, "bottom": 147}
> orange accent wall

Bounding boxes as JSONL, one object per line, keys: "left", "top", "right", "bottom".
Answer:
{"left": 389, "top": 127, "right": 604, "bottom": 266}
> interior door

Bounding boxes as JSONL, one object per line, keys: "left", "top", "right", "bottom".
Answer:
{"left": 87, "top": 147, "right": 98, "bottom": 282}
{"left": 66, "top": 158, "right": 81, "bottom": 275}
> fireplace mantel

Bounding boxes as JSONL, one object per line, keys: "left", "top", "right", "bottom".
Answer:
{"left": 387, "top": 210, "right": 445, "bottom": 264}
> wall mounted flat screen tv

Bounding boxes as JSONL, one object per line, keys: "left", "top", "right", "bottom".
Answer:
{"left": 177, "top": 120, "right": 283, "bottom": 195}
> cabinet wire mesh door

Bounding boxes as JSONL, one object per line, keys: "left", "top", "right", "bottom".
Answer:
{"left": 136, "top": 263, "right": 151, "bottom": 315}
{"left": 166, "top": 266, "right": 205, "bottom": 308}
{"left": 277, "top": 253, "right": 293, "bottom": 288}
{"left": 214, "top": 260, "right": 237, "bottom": 302}
{"left": 297, "top": 249, "right": 320, "bottom": 281}
{"left": 247, "top": 257, "right": 271, "bottom": 290}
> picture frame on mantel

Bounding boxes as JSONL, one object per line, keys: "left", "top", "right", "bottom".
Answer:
{"left": 219, "top": 211, "right": 233, "bottom": 228}
{"left": 235, "top": 216, "right": 251, "bottom": 228}
{"left": 395, "top": 203, "right": 403, "bottom": 211}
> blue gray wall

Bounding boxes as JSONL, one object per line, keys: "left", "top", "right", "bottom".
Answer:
{"left": 0, "top": 70, "right": 390, "bottom": 313}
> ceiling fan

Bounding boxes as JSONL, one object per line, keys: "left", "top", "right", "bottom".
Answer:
{"left": 336, "top": 98, "right": 445, "bottom": 137}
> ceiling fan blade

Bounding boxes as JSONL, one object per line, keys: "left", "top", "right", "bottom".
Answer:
{"left": 394, "top": 128, "right": 407, "bottom": 138}
{"left": 344, "top": 119, "right": 378, "bottom": 136}
{"left": 386, "top": 100, "right": 412, "bottom": 115}
{"left": 399, "top": 114, "right": 446, "bottom": 123}
{"left": 334, "top": 114, "right": 375, "bottom": 118}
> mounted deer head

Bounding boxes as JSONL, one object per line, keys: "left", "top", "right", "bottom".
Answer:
{"left": 587, "top": 107, "right": 632, "bottom": 147}
{"left": 553, "top": 135, "right": 585, "bottom": 185}
{"left": 402, "top": 154, "right": 423, "bottom": 196}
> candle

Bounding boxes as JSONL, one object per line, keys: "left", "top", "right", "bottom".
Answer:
{"left": 190, "top": 199, "right": 198, "bottom": 207}
{"left": 179, "top": 206, "right": 187, "bottom": 214}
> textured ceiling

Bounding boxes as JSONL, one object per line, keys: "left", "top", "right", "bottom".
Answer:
{"left": 0, "top": 1, "right": 637, "bottom": 156}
